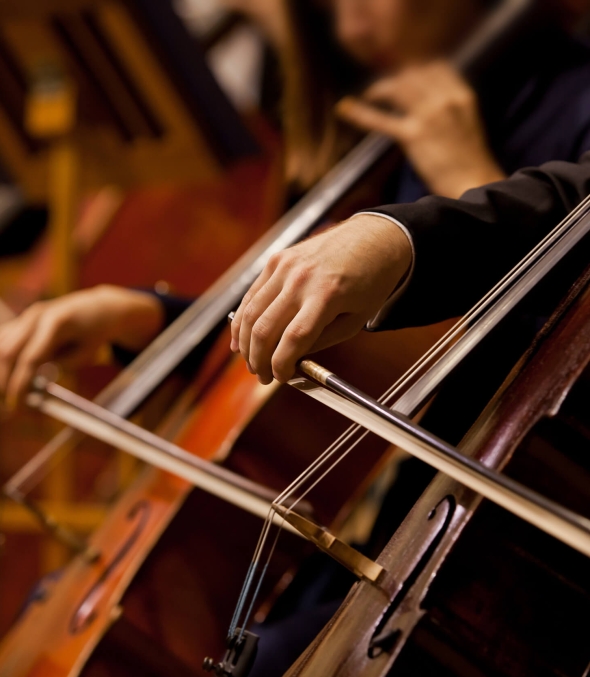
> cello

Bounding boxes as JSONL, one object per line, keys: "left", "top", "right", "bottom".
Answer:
{"left": 0, "top": 0, "right": 537, "bottom": 674}
{"left": 209, "top": 169, "right": 590, "bottom": 675}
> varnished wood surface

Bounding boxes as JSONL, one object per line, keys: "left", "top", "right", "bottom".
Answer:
{"left": 285, "top": 268, "right": 590, "bottom": 676}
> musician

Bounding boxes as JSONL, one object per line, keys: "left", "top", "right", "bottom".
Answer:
{"left": 230, "top": 154, "right": 590, "bottom": 382}
{"left": 225, "top": 152, "right": 590, "bottom": 677}
{"left": 279, "top": 0, "right": 590, "bottom": 201}
{"left": 2, "top": 0, "right": 590, "bottom": 412}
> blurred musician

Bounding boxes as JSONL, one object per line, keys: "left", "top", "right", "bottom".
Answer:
{"left": 281, "top": 0, "right": 590, "bottom": 200}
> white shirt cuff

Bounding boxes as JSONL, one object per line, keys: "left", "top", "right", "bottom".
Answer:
{"left": 354, "top": 211, "right": 416, "bottom": 330}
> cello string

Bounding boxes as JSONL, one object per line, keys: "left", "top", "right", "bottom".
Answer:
{"left": 276, "top": 191, "right": 590, "bottom": 506}
{"left": 230, "top": 193, "right": 590, "bottom": 636}
{"left": 236, "top": 523, "right": 285, "bottom": 641}
{"left": 230, "top": 417, "right": 385, "bottom": 634}
{"left": 229, "top": 559, "right": 259, "bottom": 637}
{"left": 229, "top": 508, "right": 279, "bottom": 637}
{"left": 277, "top": 192, "right": 590, "bottom": 500}
{"left": 229, "top": 432, "right": 373, "bottom": 633}
{"left": 277, "top": 435, "right": 374, "bottom": 513}
{"left": 230, "top": 429, "right": 371, "bottom": 633}
{"left": 272, "top": 425, "right": 368, "bottom": 506}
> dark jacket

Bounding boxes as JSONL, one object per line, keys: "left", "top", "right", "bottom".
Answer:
{"left": 372, "top": 152, "right": 590, "bottom": 330}
{"left": 391, "top": 27, "right": 590, "bottom": 204}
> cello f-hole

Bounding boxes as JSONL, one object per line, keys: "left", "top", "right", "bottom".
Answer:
{"left": 368, "top": 495, "right": 456, "bottom": 658}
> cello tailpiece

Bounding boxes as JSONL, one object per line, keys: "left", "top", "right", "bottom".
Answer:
{"left": 203, "top": 629, "right": 259, "bottom": 677}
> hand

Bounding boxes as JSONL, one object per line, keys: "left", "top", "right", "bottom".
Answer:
{"left": 336, "top": 61, "right": 506, "bottom": 198}
{"left": 230, "top": 214, "right": 412, "bottom": 384}
{"left": 0, "top": 285, "right": 164, "bottom": 411}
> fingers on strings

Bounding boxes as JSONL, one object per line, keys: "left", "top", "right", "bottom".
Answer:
{"left": 232, "top": 287, "right": 339, "bottom": 384}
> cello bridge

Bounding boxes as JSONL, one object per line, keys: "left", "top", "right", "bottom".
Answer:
{"left": 272, "top": 504, "right": 385, "bottom": 586}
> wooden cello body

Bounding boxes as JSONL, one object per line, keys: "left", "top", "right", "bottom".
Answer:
{"left": 282, "top": 263, "right": 590, "bottom": 676}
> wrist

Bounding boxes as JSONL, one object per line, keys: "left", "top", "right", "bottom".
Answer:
{"left": 349, "top": 213, "right": 413, "bottom": 282}
{"left": 96, "top": 285, "right": 165, "bottom": 351}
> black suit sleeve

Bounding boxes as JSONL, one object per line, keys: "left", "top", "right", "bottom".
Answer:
{"left": 368, "top": 152, "right": 590, "bottom": 330}
{"left": 111, "top": 291, "right": 193, "bottom": 366}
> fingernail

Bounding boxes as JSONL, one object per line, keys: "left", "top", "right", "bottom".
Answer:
{"left": 246, "top": 362, "right": 254, "bottom": 375}
{"left": 230, "top": 339, "right": 237, "bottom": 352}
